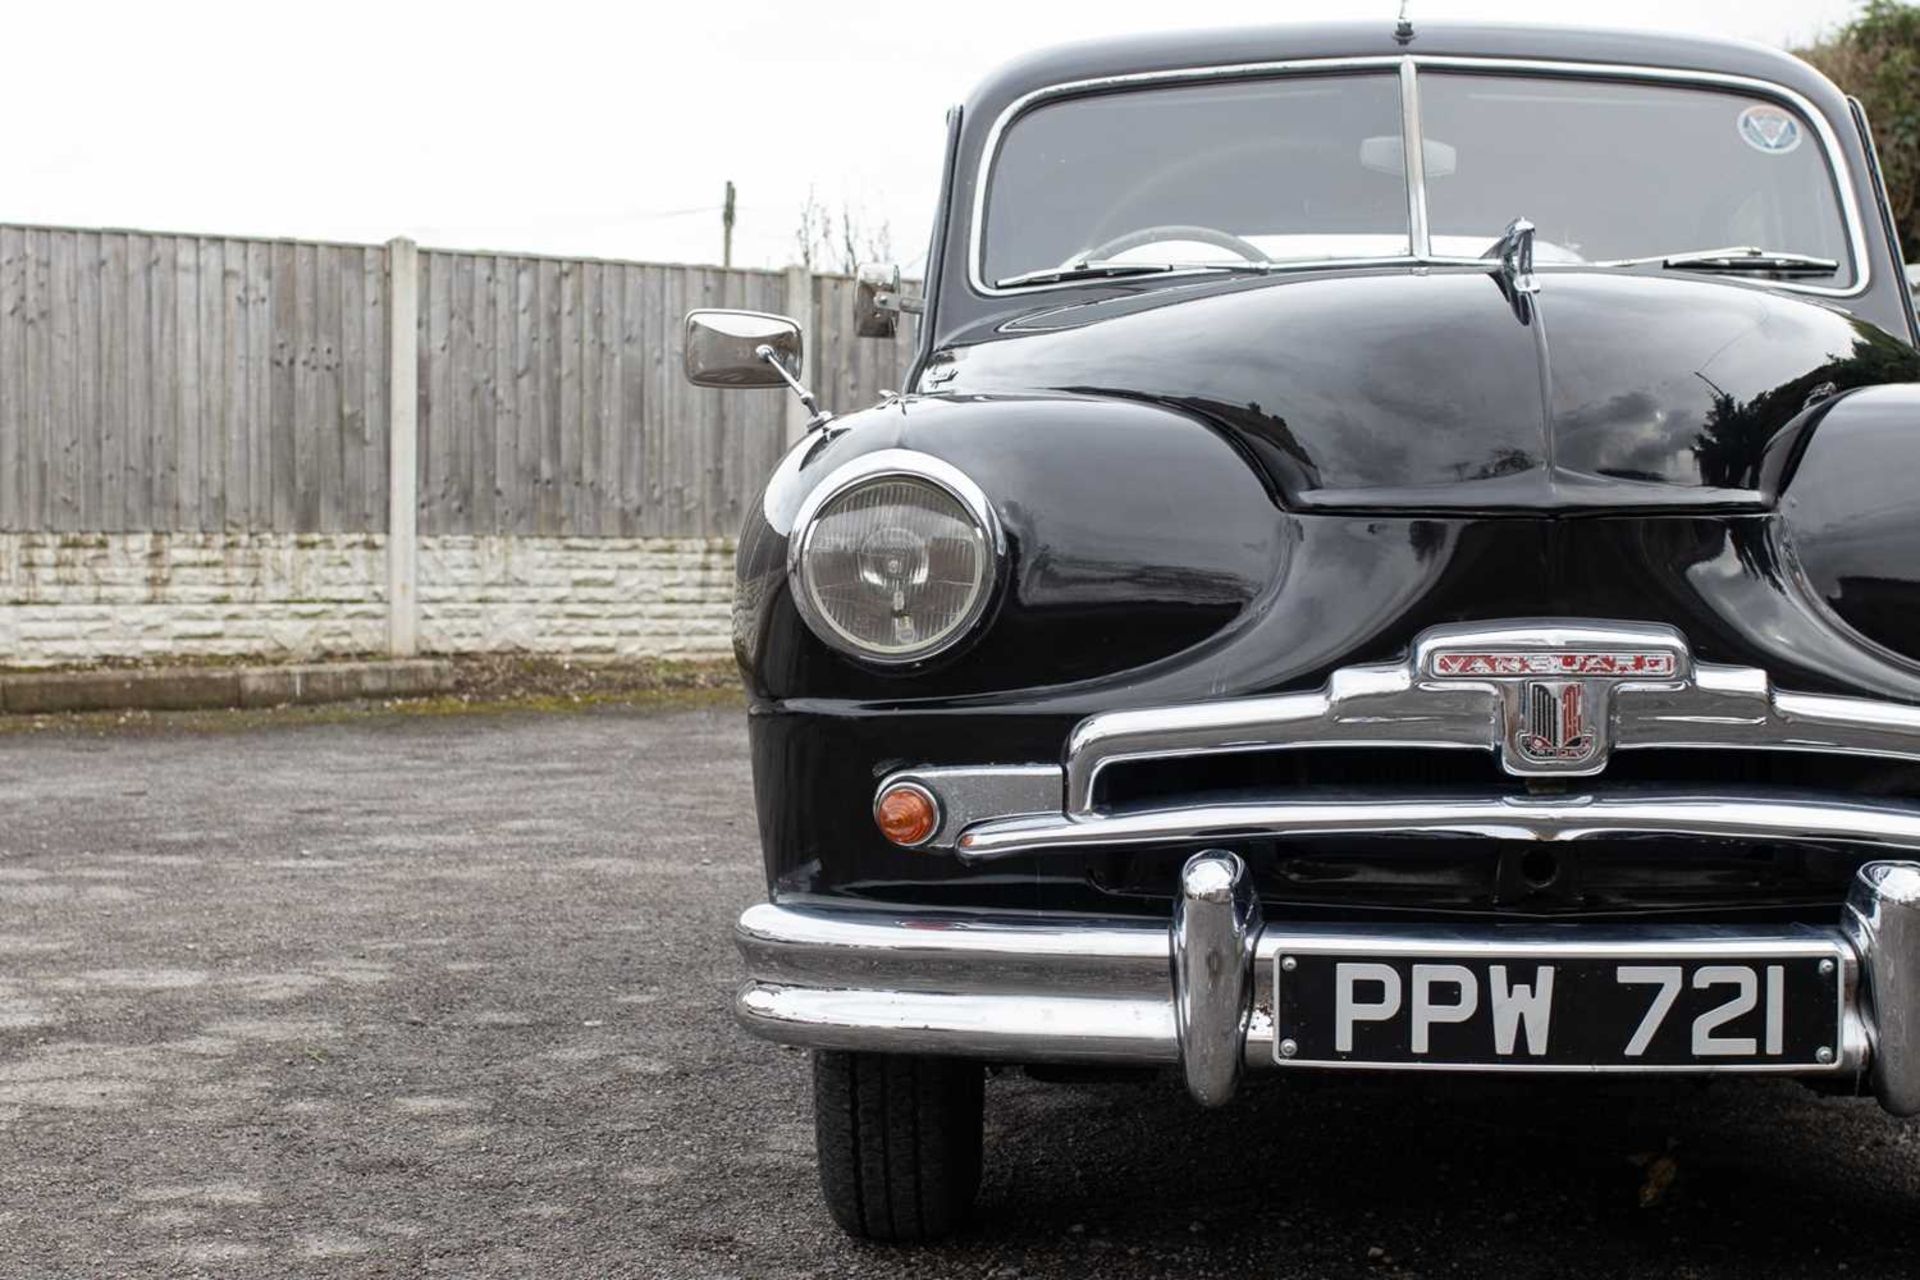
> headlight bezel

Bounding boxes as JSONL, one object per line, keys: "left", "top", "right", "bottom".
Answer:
{"left": 786, "top": 449, "right": 1005, "bottom": 667}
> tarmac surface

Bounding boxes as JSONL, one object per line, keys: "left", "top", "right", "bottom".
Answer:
{"left": 3, "top": 704, "right": 1920, "bottom": 1278}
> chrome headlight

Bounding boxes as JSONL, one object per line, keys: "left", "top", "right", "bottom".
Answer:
{"left": 788, "top": 450, "right": 1002, "bottom": 664}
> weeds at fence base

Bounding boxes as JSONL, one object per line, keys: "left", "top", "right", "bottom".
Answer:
{"left": 0, "top": 654, "right": 742, "bottom": 735}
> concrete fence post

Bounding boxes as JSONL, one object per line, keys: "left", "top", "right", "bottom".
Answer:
{"left": 386, "top": 237, "right": 420, "bottom": 657}
{"left": 784, "top": 263, "right": 815, "bottom": 447}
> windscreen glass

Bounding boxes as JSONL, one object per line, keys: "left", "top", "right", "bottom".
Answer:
{"left": 981, "top": 73, "right": 1410, "bottom": 285}
{"left": 1417, "top": 73, "right": 1851, "bottom": 279}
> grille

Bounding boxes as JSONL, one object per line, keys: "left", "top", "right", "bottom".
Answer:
{"left": 1094, "top": 745, "right": 1920, "bottom": 812}
{"left": 1087, "top": 745, "right": 1920, "bottom": 922}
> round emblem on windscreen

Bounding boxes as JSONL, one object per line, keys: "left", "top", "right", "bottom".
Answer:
{"left": 1738, "top": 105, "right": 1802, "bottom": 154}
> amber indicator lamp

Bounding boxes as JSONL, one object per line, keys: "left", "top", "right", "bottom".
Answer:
{"left": 874, "top": 783, "right": 940, "bottom": 847}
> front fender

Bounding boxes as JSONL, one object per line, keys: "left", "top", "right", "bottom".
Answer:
{"left": 735, "top": 392, "right": 1285, "bottom": 704}
{"left": 1779, "top": 384, "right": 1920, "bottom": 666}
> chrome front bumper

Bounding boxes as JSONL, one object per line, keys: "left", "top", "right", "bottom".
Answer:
{"left": 737, "top": 857, "right": 1920, "bottom": 1114}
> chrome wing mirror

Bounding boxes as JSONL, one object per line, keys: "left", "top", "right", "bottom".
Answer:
{"left": 683, "top": 309, "right": 830, "bottom": 429}
{"left": 853, "top": 263, "right": 924, "bottom": 339}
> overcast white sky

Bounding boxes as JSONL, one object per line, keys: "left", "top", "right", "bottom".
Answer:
{"left": 6, "top": 0, "right": 1861, "bottom": 270}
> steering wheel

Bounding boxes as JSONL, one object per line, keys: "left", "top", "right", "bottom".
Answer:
{"left": 1081, "top": 224, "right": 1271, "bottom": 265}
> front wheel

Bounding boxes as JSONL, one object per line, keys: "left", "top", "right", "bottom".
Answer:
{"left": 812, "top": 1049, "right": 984, "bottom": 1242}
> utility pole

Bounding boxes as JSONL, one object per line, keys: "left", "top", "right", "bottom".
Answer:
{"left": 722, "top": 181, "right": 736, "bottom": 268}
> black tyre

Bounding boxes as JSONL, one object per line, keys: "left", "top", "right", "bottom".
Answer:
{"left": 811, "top": 1049, "right": 984, "bottom": 1242}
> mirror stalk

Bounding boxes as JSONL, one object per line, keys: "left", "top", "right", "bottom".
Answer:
{"left": 756, "top": 343, "right": 833, "bottom": 431}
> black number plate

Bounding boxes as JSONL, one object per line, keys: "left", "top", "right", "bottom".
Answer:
{"left": 1273, "top": 951, "right": 1844, "bottom": 1069}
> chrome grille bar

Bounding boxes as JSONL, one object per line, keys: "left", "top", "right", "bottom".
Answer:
{"left": 954, "top": 792, "right": 1920, "bottom": 861}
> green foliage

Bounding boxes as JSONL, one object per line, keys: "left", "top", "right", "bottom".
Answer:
{"left": 1797, "top": 1, "right": 1920, "bottom": 261}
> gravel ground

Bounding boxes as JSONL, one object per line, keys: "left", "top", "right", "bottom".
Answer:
{"left": 3, "top": 706, "right": 1920, "bottom": 1278}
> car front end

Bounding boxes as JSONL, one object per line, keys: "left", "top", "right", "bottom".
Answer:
{"left": 692, "top": 20, "right": 1920, "bottom": 1241}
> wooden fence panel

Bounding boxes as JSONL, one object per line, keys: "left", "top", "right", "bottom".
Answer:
{"left": 0, "top": 226, "right": 391, "bottom": 533}
{"left": 0, "top": 224, "right": 926, "bottom": 538}
{"left": 413, "top": 254, "right": 816, "bottom": 538}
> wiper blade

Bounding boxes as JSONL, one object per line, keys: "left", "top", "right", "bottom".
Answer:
{"left": 993, "top": 260, "right": 1267, "bottom": 288}
{"left": 1664, "top": 246, "right": 1839, "bottom": 275}
{"left": 1595, "top": 245, "right": 1839, "bottom": 276}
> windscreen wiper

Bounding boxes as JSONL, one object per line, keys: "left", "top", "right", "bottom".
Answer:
{"left": 1595, "top": 246, "right": 1840, "bottom": 276}
{"left": 994, "top": 260, "right": 1269, "bottom": 288}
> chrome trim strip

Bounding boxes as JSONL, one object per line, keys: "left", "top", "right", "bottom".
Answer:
{"left": 956, "top": 793, "right": 1920, "bottom": 861}
{"left": 737, "top": 984, "right": 1180, "bottom": 1063}
{"left": 1259, "top": 924, "right": 1852, "bottom": 961}
{"left": 734, "top": 900, "right": 1168, "bottom": 976}
{"left": 785, "top": 448, "right": 1006, "bottom": 666}
{"left": 969, "top": 55, "right": 1869, "bottom": 300}
{"left": 1399, "top": 57, "right": 1430, "bottom": 259}
{"left": 1061, "top": 676, "right": 1490, "bottom": 812}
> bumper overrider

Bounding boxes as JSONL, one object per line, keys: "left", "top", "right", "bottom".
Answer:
{"left": 735, "top": 622, "right": 1920, "bottom": 1111}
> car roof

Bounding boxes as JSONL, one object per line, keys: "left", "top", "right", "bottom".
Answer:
{"left": 962, "top": 21, "right": 1847, "bottom": 122}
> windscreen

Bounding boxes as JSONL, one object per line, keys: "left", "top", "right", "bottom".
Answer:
{"left": 1417, "top": 72, "right": 1851, "bottom": 279}
{"left": 979, "top": 67, "right": 1854, "bottom": 289}
{"left": 981, "top": 72, "right": 1411, "bottom": 285}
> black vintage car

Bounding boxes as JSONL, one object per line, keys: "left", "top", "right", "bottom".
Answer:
{"left": 683, "top": 20, "right": 1920, "bottom": 1242}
